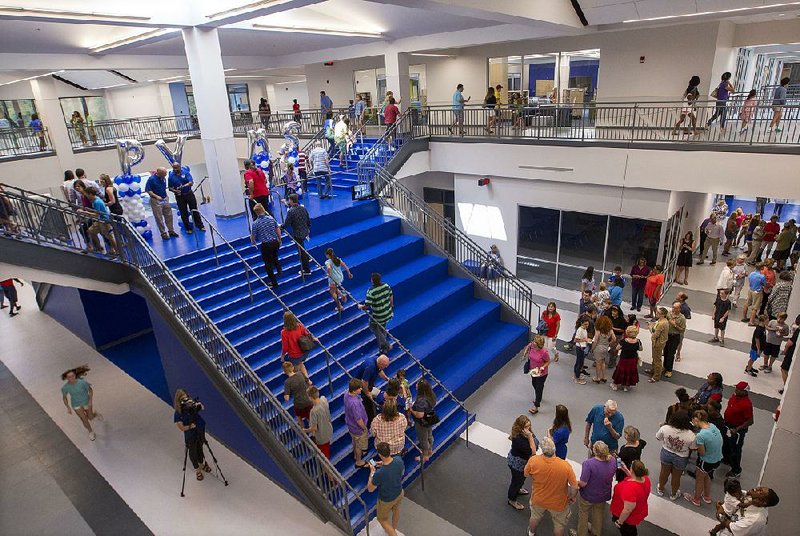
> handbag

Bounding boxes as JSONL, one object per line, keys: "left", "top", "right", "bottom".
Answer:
{"left": 522, "top": 343, "right": 532, "bottom": 374}
{"left": 421, "top": 411, "right": 440, "bottom": 427}
{"left": 298, "top": 327, "right": 316, "bottom": 352}
{"left": 710, "top": 87, "right": 719, "bottom": 99}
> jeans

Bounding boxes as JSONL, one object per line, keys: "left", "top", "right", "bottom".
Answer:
{"left": 708, "top": 100, "right": 728, "bottom": 128}
{"left": 574, "top": 347, "right": 587, "bottom": 379}
{"left": 369, "top": 319, "right": 390, "bottom": 353}
{"left": 631, "top": 286, "right": 644, "bottom": 310}
{"left": 259, "top": 241, "right": 281, "bottom": 286}
{"left": 530, "top": 375, "right": 547, "bottom": 407}
{"left": 726, "top": 428, "right": 747, "bottom": 474}
{"left": 175, "top": 192, "right": 203, "bottom": 230}
{"left": 315, "top": 171, "right": 332, "bottom": 198}
{"left": 663, "top": 333, "right": 681, "bottom": 373}
{"left": 294, "top": 236, "right": 310, "bottom": 273}
{"left": 508, "top": 466, "right": 526, "bottom": 501}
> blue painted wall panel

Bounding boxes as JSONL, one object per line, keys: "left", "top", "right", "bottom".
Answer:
{"left": 42, "top": 285, "right": 94, "bottom": 347}
{"left": 144, "top": 298, "right": 302, "bottom": 499}
{"left": 169, "top": 82, "right": 190, "bottom": 117}
{"left": 80, "top": 289, "right": 151, "bottom": 347}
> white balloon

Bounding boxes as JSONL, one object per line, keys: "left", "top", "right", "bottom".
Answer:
{"left": 130, "top": 182, "right": 141, "bottom": 192}
{"left": 117, "top": 183, "right": 130, "bottom": 193}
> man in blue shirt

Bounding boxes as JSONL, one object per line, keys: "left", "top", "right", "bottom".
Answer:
{"left": 83, "top": 186, "right": 118, "bottom": 255}
{"left": 368, "top": 441, "right": 405, "bottom": 536}
{"left": 609, "top": 277, "right": 624, "bottom": 306}
{"left": 449, "top": 83, "right": 470, "bottom": 135}
{"left": 769, "top": 76, "right": 791, "bottom": 133}
{"left": 742, "top": 266, "right": 767, "bottom": 325}
{"left": 145, "top": 167, "right": 177, "bottom": 240}
{"left": 168, "top": 162, "right": 205, "bottom": 234}
{"left": 358, "top": 354, "right": 390, "bottom": 425}
{"left": 584, "top": 400, "right": 624, "bottom": 453}
{"left": 320, "top": 91, "right": 333, "bottom": 119}
{"left": 354, "top": 95, "right": 367, "bottom": 129}
{"left": 250, "top": 203, "right": 281, "bottom": 288}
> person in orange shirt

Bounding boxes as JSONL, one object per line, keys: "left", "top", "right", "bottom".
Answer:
{"left": 524, "top": 436, "right": 579, "bottom": 536}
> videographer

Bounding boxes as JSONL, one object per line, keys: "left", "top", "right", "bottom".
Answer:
{"left": 174, "top": 388, "right": 211, "bottom": 481}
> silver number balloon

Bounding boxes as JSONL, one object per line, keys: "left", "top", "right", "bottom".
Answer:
{"left": 154, "top": 135, "right": 186, "bottom": 165}
{"left": 247, "top": 128, "right": 270, "bottom": 158}
{"left": 116, "top": 139, "right": 145, "bottom": 175}
{"left": 282, "top": 121, "right": 301, "bottom": 151}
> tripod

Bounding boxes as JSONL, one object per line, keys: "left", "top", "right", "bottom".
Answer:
{"left": 180, "top": 434, "right": 229, "bottom": 497}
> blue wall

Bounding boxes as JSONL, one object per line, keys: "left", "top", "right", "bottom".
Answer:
{"left": 81, "top": 289, "right": 151, "bottom": 347}
{"left": 43, "top": 286, "right": 94, "bottom": 346}
{"left": 169, "top": 82, "right": 190, "bottom": 116}
{"left": 528, "top": 62, "right": 556, "bottom": 96}
{"left": 568, "top": 59, "right": 600, "bottom": 100}
{"left": 527, "top": 59, "right": 600, "bottom": 99}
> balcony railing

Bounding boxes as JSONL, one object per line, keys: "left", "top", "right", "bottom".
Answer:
{"left": 0, "top": 127, "right": 54, "bottom": 158}
{"left": 421, "top": 101, "right": 800, "bottom": 146}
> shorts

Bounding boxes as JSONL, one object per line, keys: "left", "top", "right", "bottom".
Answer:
{"left": 725, "top": 230, "right": 735, "bottom": 240}
{"left": 764, "top": 342, "right": 781, "bottom": 358}
{"left": 453, "top": 109, "right": 464, "bottom": 123}
{"left": 697, "top": 458, "right": 721, "bottom": 477}
{"left": 773, "top": 248, "right": 790, "bottom": 261}
{"left": 376, "top": 491, "right": 403, "bottom": 522}
{"left": 316, "top": 442, "right": 330, "bottom": 459}
{"left": 773, "top": 105, "right": 784, "bottom": 113}
{"left": 714, "top": 317, "right": 728, "bottom": 330}
{"left": 660, "top": 448, "right": 689, "bottom": 470}
{"left": 350, "top": 430, "right": 368, "bottom": 452}
{"left": 72, "top": 404, "right": 91, "bottom": 411}
{"left": 294, "top": 405, "right": 312, "bottom": 421}
{"left": 288, "top": 353, "right": 308, "bottom": 368}
{"left": 746, "top": 290, "right": 763, "bottom": 311}
{"left": 530, "top": 504, "right": 570, "bottom": 531}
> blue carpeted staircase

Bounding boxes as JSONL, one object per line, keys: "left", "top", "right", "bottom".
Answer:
{"left": 164, "top": 137, "right": 529, "bottom": 531}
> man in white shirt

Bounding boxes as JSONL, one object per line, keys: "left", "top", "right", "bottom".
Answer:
{"left": 333, "top": 115, "right": 349, "bottom": 170}
{"left": 715, "top": 486, "right": 779, "bottom": 536}
{"left": 698, "top": 214, "right": 725, "bottom": 265}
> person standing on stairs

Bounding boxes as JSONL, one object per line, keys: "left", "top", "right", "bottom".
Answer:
{"left": 304, "top": 386, "right": 333, "bottom": 459}
{"left": 282, "top": 362, "right": 313, "bottom": 427}
{"left": 244, "top": 160, "right": 270, "bottom": 218}
{"left": 308, "top": 141, "right": 332, "bottom": 199}
{"left": 281, "top": 194, "right": 311, "bottom": 275}
{"left": 144, "top": 167, "right": 178, "bottom": 240}
{"left": 325, "top": 248, "right": 352, "bottom": 312}
{"left": 368, "top": 441, "right": 406, "bottom": 536}
{"left": 359, "top": 272, "right": 394, "bottom": 354}
{"left": 345, "top": 378, "right": 370, "bottom": 468}
{"left": 251, "top": 203, "right": 281, "bottom": 288}
{"left": 280, "top": 312, "right": 316, "bottom": 382}
{"left": 357, "top": 354, "right": 391, "bottom": 426}
{"left": 168, "top": 162, "right": 205, "bottom": 234}
{"left": 334, "top": 115, "right": 349, "bottom": 171}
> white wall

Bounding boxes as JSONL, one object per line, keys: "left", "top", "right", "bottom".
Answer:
{"left": 0, "top": 82, "right": 35, "bottom": 100}
{"left": 304, "top": 57, "right": 383, "bottom": 110}
{"left": 453, "top": 173, "right": 671, "bottom": 274}
{"left": 272, "top": 82, "right": 309, "bottom": 111}
{"left": 668, "top": 190, "right": 716, "bottom": 244}
{"left": 105, "top": 83, "right": 173, "bottom": 119}
{"left": 424, "top": 56, "right": 487, "bottom": 105}
{"left": 400, "top": 171, "right": 454, "bottom": 199}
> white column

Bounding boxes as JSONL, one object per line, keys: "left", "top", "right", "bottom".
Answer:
{"left": 181, "top": 27, "right": 242, "bottom": 217}
{"left": 29, "top": 77, "right": 76, "bottom": 175}
{"left": 384, "top": 50, "right": 411, "bottom": 110}
{"left": 787, "top": 271, "right": 800, "bottom": 323}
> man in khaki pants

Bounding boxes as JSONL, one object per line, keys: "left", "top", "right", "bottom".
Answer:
{"left": 646, "top": 307, "right": 669, "bottom": 382}
{"left": 144, "top": 167, "right": 177, "bottom": 240}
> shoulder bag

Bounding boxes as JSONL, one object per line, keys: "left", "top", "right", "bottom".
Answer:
{"left": 298, "top": 326, "right": 316, "bottom": 352}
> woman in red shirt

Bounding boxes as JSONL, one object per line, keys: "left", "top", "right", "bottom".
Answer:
{"left": 541, "top": 301, "right": 561, "bottom": 362}
{"left": 280, "top": 312, "right": 316, "bottom": 381}
{"left": 383, "top": 97, "right": 400, "bottom": 150}
{"left": 611, "top": 460, "right": 651, "bottom": 535}
{"left": 643, "top": 265, "right": 664, "bottom": 320}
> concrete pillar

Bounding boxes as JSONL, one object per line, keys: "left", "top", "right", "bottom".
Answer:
{"left": 181, "top": 27, "right": 242, "bottom": 217}
{"left": 29, "top": 77, "right": 76, "bottom": 175}
{"left": 384, "top": 50, "right": 411, "bottom": 110}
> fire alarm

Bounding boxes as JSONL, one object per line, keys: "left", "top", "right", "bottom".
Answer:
{"left": 639, "top": 56, "right": 645, "bottom": 63}
{"left": 324, "top": 61, "right": 334, "bottom": 66}
{"left": 478, "top": 178, "right": 491, "bottom": 187}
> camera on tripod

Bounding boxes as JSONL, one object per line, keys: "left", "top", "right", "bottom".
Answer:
{"left": 180, "top": 396, "right": 203, "bottom": 418}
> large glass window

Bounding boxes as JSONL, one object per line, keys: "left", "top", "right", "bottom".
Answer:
{"left": 489, "top": 56, "right": 524, "bottom": 102}
{"left": 517, "top": 206, "right": 662, "bottom": 291}
{"left": 0, "top": 99, "right": 38, "bottom": 128}
{"left": 517, "top": 207, "right": 559, "bottom": 286}
{"left": 59, "top": 96, "right": 109, "bottom": 123}
{"left": 227, "top": 83, "right": 250, "bottom": 112}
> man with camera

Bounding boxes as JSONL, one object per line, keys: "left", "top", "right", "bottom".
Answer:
{"left": 174, "top": 388, "right": 211, "bottom": 481}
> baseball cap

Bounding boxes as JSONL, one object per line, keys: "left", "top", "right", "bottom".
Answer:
{"left": 735, "top": 381, "right": 749, "bottom": 391}
{"left": 495, "top": 84, "right": 503, "bottom": 89}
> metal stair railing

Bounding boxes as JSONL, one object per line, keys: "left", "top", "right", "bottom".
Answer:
{"left": 0, "top": 183, "right": 366, "bottom": 536}
{"left": 355, "top": 109, "right": 415, "bottom": 186}
{"left": 277, "top": 222, "right": 474, "bottom": 449}
{"left": 194, "top": 208, "right": 430, "bottom": 500}
{"left": 373, "top": 168, "right": 538, "bottom": 329}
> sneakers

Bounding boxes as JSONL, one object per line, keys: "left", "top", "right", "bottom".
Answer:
{"left": 168, "top": 231, "right": 179, "bottom": 237}
{"left": 664, "top": 371, "right": 673, "bottom": 378}
{"left": 89, "top": 431, "right": 96, "bottom": 441}
{"left": 683, "top": 493, "right": 701, "bottom": 507}
{"left": 726, "top": 470, "right": 742, "bottom": 478}
{"left": 575, "top": 379, "right": 587, "bottom": 385}
{"left": 670, "top": 491, "right": 681, "bottom": 501}
{"left": 657, "top": 487, "right": 665, "bottom": 497}
{"left": 702, "top": 495, "right": 713, "bottom": 504}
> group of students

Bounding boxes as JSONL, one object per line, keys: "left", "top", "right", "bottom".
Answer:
{"left": 62, "top": 168, "right": 121, "bottom": 255}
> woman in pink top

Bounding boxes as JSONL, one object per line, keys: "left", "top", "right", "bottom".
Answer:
{"left": 739, "top": 90, "right": 758, "bottom": 134}
{"left": 643, "top": 265, "right": 665, "bottom": 320}
{"left": 526, "top": 335, "right": 551, "bottom": 415}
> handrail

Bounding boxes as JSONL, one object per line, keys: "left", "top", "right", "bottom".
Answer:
{"left": 276, "top": 215, "right": 473, "bottom": 451}
{"left": 374, "top": 168, "right": 539, "bottom": 328}
{"left": 0, "top": 183, "right": 366, "bottom": 536}
{"left": 355, "top": 108, "right": 415, "bottom": 185}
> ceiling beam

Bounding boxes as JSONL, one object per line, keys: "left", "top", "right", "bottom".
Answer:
{"left": 88, "top": 29, "right": 182, "bottom": 56}
{"left": 200, "top": 0, "right": 326, "bottom": 28}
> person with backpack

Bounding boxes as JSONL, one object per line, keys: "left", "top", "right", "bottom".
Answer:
{"left": 325, "top": 248, "right": 353, "bottom": 312}
{"left": 279, "top": 311, "right": 316, "bottom": 382}
{"left": 410, "top": 378, "right": 437, "bottom": 463}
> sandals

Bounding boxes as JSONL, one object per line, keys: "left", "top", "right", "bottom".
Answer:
{"left": 528, "top": 407, "right": 539, "bottom": 415}
{"left": 648, "top": 378, "right": 659, "bottom": 383}
{"left": 508, "top": 500, "right": 525, "bottom": 510}
{"left": 203, "top": 462, "right": 212, "bottom": 473}
{"left": 196, "top": 469, "right": 204, "bottom": 481}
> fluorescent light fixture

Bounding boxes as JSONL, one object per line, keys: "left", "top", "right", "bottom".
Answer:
{"left": 623, "top": 2, "right": 800, "bottom": 23}
{"left": 206, "top": 0, "right": 285, "bottom": 20}
{"left": 146, "top": 75, "right": 187, "bottom": 82}
{"left": 252, "top": 23, "right": 382, "bottom": 38}
{"left": 90, "top": 28, "right": 178, "bottom": 53}
{"left": 0, "top": 5, "right": 149, "bottom": 21}
{"left": 92, "top": 83, "right": 129, "bottom": 90}
{"left": 0, "top": 70, "right": 65, "bottom": 87}
{"left": 410, "top": 53, "right": 455, "bottom": 58}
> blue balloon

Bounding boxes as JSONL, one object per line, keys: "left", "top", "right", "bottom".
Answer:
{"left": 142, "top": 230, "right": 153, "bottom": 240}
{"left": 138, "top": 219, "right": 147, "bottom": 227}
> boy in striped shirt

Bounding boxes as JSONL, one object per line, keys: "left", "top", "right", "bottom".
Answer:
{"left": 359, "top": 272, "right": 394, "bottom": 353}
{"left": 296, "top": 149, "right": 307, "bottom": 194}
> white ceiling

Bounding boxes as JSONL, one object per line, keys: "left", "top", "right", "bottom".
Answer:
{"left": 579, "top": 0, "right": 800, "bottom": 25}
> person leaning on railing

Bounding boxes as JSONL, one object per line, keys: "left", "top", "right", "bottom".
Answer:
{"left": 80, "top": 186, "right": 118, "bottom": 256}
